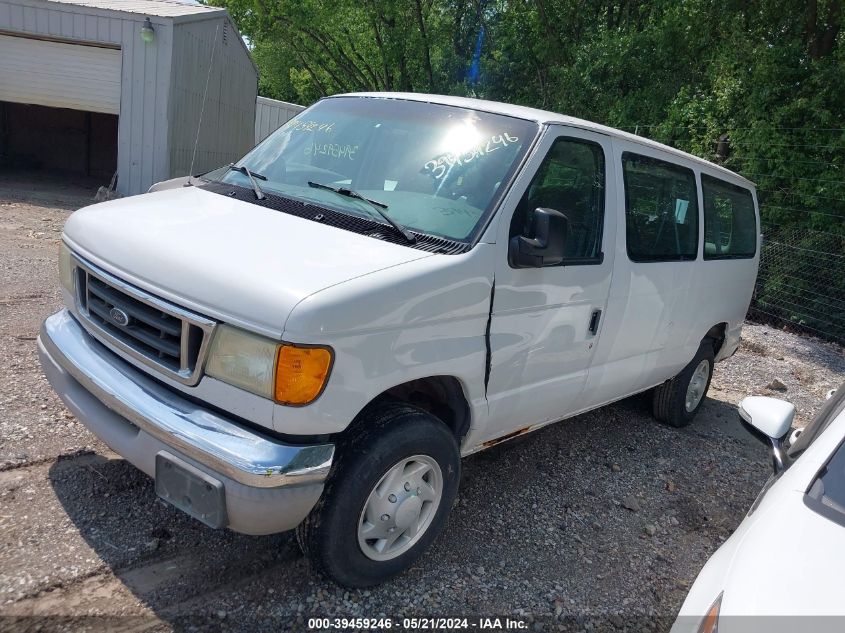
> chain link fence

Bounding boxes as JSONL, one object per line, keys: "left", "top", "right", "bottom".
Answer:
{"left": 751, "top": 223, "right": 845, "bottom": 344}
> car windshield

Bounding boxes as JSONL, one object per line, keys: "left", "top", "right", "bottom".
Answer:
{"left": 218, "top": 97, "right": 539, "bottom": 243}
{"left": 806, "top": 424, "right": 845, "bottom": 528}
{"left": 789, "top": 384, "right": 845, "bottom": 457}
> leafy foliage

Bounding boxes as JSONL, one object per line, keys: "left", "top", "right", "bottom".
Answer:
{"left": 213, "top": 0, "right": 844, "bottom": 339}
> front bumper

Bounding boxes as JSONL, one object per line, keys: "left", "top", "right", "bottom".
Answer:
{"left": 38, "top": 309, "right": 334, "bottom": 535}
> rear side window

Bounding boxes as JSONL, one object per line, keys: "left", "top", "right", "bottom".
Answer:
{"left": 622, "top": 152, "right": 698, "bottom": 262}
{"left": 702, "top": 174, "right": 757, "bottom": 259}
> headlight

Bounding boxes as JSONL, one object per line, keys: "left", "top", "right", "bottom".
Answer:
{"left": 58, "top": 242, "right": 74, "bottom": 293}
{"left": 206, "top": 325, "right": 332, "bottom": 405}
{"left": 697, "top": 593, "right": 722, "bottom": 633}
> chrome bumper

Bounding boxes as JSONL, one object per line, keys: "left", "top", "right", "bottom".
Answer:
{"left": 39, "top": 310, "right": 334, "bottom": 489}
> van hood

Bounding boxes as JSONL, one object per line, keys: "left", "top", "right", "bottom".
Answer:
{"left": 63, "top": 186, "right": 433, "bottom": 337}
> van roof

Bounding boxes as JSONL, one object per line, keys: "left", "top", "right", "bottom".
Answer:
{"left": 334, "top": 92, "right": 754, "bottom": 187}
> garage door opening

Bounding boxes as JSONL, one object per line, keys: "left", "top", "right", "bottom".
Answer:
{"left": 0, "top": 32, "right": 121, "bottom": 187}
{"left": 0, "top": 101, "right": 118, "bottom": 179}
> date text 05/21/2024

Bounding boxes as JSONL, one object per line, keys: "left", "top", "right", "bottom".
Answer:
{"left": 307, "top": 617, "right": 529, "bottom": 630}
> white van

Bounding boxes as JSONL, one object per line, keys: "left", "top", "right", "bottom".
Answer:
{"left": 38, "top": 93, "right": 759, "bottom": 586}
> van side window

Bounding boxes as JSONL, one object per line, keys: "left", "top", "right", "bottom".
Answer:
{"left": 622, "top": 153, "right": 698, "bottom": 262}
{"left": 702, "top": 174, "right": 757, "bottom": 259}
{"left": 510, "top": 138, "right": 605, "bottom": 264}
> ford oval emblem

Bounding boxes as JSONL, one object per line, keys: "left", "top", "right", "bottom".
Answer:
{"left": 109, "top": 307, "right": 129, "bottom": 326}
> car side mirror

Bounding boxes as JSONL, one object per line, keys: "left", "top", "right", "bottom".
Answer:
{"left": 738, "top": 396, "right": 796, "bottom": 475}
{"left": 508, "top": 207, "right": 568, "bottom": 268}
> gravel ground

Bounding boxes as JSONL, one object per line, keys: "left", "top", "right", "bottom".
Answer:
{"left": 1, "top": 172, "right": 843, "bottom": 632}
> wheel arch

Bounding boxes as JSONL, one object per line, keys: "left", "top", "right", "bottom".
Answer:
{"left": 704, "top": 322, "right": 728, "bottom": 355}
{"left": 342, "top": 375, "right": 472, "bottom": 442}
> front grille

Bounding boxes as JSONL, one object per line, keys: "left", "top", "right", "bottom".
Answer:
{"left": 73, "top": 257, "right": 215, "bottom": 385}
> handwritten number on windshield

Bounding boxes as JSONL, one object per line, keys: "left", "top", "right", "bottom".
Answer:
{"left": 424, "top": 133, "right": 519, "bottom": 180}
{"left": 288, "top": 120, "right": 336, "bottom": 133}
{"left": 306, "top": 142, "right": 359, "bottom": 160}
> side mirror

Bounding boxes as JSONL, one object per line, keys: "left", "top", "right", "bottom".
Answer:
{"left": 738, "top": 396, "right": 796, "bottom": 475}
{"left": 509, "top": 207, "right": 568, "bottom": 268}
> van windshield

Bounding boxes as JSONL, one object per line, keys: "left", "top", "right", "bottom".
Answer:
{"left": 220, "top": 97, "right": 539, "bottom": 243}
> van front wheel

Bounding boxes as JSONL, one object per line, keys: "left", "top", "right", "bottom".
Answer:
{"left": 652, "top": 341, "right": 715, "bottom": 427}
{"left": 296, "top": 403, "right": 460, "bottom": 587}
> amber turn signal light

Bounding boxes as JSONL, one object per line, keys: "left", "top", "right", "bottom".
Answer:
{"left": 697, "top": 593, "right": 722, "bottom": 633}
{"left": 274, "top": 345, "right": 333, "bottom": 405}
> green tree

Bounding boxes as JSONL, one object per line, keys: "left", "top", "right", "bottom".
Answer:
{"left": 216, "top": 0, "right": 845, "bottom": 338}
{"left": 210, "top": 0, "right": 485, "bottom": 101}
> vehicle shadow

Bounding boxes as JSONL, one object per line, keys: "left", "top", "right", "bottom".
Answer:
{"left": 46, "top": 452, "right": 304, "bottom": 630}
{"left": 45, "top": 392, "right": 770, "bottom": 631}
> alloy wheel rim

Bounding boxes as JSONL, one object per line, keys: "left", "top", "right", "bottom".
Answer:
{"left": 357, "top": 455, "right": 443, "bottom": 561}
{"left": 685, "top": 359, "right": 711, "bottom": 412}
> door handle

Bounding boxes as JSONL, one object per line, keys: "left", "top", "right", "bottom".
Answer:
{"left": 588, "top": 309, "right": 602, "bottom": 335}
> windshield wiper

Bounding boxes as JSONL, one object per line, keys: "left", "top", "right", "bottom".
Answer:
{"left": 227, "top": 163, "right": 267, "bottom": 200}
{"left": 307, "top": 181, "right": 416, "bottom": 244}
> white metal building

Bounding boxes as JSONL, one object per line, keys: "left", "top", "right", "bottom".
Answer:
{"left": 0, "top": 0, "right": 257, "bottom": 195}
{"left": 255, "top": 96, "right": 304, "bottom": 144}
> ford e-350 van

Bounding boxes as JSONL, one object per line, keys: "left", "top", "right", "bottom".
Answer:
{"left": 38, "top": 93, "right": 759, "bottom": 586}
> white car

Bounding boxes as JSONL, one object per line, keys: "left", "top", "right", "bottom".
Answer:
{"left": 38, "top": 93, "right": 760, "bottom": 586}
{"left": 673, "top": 384, "right": 845, "bottom": 632}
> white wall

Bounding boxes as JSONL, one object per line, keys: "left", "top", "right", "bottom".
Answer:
{"left": 255, "top": 96, "right": 304, "bottom": 144}
{"left": 168, "top": 16, "right": 257, "bottom": 178}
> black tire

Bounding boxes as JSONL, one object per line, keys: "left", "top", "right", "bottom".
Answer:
{"left": 652, "top": 340, "right": 715, "bottom": 428}
{"left": 296, "top": 402, "right": 460, "bottom": 587}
